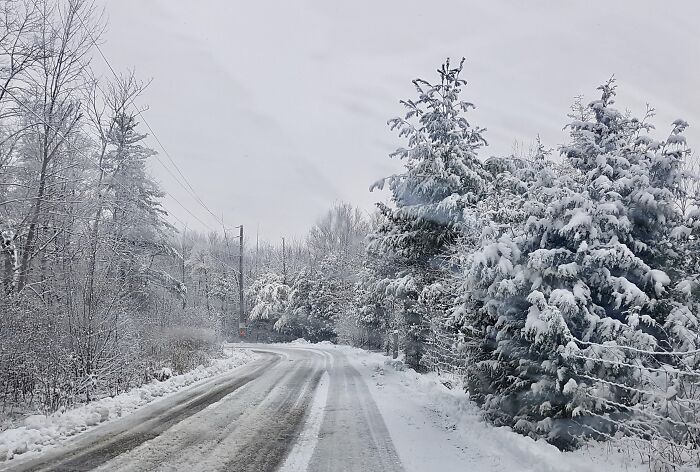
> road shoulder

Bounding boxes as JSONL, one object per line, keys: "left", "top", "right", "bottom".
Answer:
{"left": 0, "top": 348, "right": 260, "bottom": 469}
{"left": 330, "top": 345, "right": 644, "bottom": 472}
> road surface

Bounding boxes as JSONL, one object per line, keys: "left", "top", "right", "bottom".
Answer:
{"left": 3, "top": 344, "right": 403, "bottom": 472}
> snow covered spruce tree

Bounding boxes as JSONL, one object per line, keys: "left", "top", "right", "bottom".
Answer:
{"left": 451, "top": 132, "right": 568, "bottom": 428}
{"left": 354, "top": 213, "right": 406, "bottom": 351}
{"left": 368, "top": 58, "right": 490, "bottom": 369}
{"left": 353, "top": 264, "right": 393, "bottom": 349}
{"left": 458, "top": 79, "right": 693, "bottom": 448}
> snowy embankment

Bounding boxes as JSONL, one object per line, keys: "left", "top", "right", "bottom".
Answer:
{"left": 331, "top": 345, "right": 645, "bottom": 472}
{"left": 0, "top": 348, "right": 258, "bottom": 463}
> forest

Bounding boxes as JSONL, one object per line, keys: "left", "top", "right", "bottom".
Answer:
{"left": 1, "top": 1, "right": 699, "bottom": 470}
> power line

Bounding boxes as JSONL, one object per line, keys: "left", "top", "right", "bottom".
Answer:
{"left": 22, "top": 0, "right": 216, "bottom": 233}
{"left": 83, "top": 75, "right": 216, "bottom": 232}
{"left": 0, "top": 84, "right": 215, "bottom": 232}
{"left": 73, "top": 10, "right": 231, "bottom": 231}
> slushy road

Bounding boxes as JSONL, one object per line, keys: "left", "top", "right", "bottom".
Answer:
{"left": 4, "top": 344, "right": 403, "bottom": 472}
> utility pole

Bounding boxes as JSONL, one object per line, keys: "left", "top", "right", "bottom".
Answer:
{"left": 238, "top": 225, "right": 245, "bottom": 338}
{"left": 255, "top": 224, "right": 259, "bottom": 276}
{"left": 282, "top": 237, "right": 287, "bottom": 284}
{"left": 181, "top": 225, "right": 188, "bottom": 309}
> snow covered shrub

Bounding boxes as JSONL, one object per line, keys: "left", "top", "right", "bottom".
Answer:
{"left": 0, "top": 296, "right": 74, "bottom": 415}
{"left": 333, "top": 304, "right": 369, "bottom": 347}
{"left": 153, "top": 321, "right": 222, "bottom": 376}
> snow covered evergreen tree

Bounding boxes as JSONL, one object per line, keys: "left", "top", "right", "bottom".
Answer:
{"left": 458, "top": 80, "right": 692, "bottom": 447}
{"left": 352, "top": 265, "right": 393, "bottom": 348}
{"left": 368, "top": 58, "right": 490, "bottom": 369}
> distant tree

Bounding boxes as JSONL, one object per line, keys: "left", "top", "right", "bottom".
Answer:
{"left": 307, "top": 202, "right": 368, "bottom": 264}
{"left": 247, "top": 272, "right": 290, "bottom": 324}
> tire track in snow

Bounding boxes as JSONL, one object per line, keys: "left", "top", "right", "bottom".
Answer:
{"left": 6, "top": 354, "right": 279, "bottom": 472}
{"left": 277, "top": 370, "right": 330, "bottom": 472}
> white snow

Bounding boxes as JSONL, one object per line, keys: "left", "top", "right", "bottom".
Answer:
{"left": 328, "top": 344, "right": 646, "bottom": 472}
{"left": 562, "top": 210, "right": 592, "bottom": 234}
{"left": 0, "top": 348, "right": 258, "bottom": 463}
{"left": 648, "top": 269, "right": 671, "bottom": 295}
{"left": 0, "top": 343, "right": 652, "bottom": 470}
{"left": 562, "top": 378, "right": 578, "bottom": 395}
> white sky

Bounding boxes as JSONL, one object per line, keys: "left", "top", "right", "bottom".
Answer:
{"left": 94, "top": 0, "right": 700, "bottom": 240}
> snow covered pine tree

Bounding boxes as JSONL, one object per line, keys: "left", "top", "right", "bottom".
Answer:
{"left": 459, "top": 79, "right": 694, "bottom": 449}
{"left": 368, "top": 58, "right": 490, "bottom": 369}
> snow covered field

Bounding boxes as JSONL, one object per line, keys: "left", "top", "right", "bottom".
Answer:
{"left": 0, "top": 348, "right": 258, "bottom": 464}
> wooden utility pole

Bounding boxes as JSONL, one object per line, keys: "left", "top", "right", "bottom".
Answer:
{"left": 238, "top": 225, "right": 245, "bottom": 337}
{"left": 255, "top": 224, "right": 259, "bottom": 276}
{"left": 282, "top": 237, "right": 287, "bottom": 284}
{"left": 181, "top": 225, "right": 188, "bottom": 309}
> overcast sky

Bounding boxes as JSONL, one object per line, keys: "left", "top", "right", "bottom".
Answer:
{"left": 94, "top": 0, "right": 700, "bottom": 241}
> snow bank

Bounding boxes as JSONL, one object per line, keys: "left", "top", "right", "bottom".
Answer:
{"left": 0, "top": 348, "right": 258, "bottom": 463}
{"left": 332, "top": 345, "right": 645, "bottom": 472}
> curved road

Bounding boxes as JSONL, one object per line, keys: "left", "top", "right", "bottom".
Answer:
{"left": 4, "top": 345, "right": 403, "bottom": 472}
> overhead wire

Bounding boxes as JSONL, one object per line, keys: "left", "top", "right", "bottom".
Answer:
{"left": 0, "top": 84, "right": 216, "bottom": 232}
{"left": 72, "top": 9, "right": 234, "bottom": 231}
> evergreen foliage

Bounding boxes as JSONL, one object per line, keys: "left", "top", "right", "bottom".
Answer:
{"left": 368, "top": 58, "right": 489, "bottom": 368}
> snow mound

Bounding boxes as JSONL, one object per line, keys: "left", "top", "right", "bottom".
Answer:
{"left": 0, "top": 348, "right": 258, "bottom": 463}
{"left": 289, "top": 338, "right": 311, "bottom": 344}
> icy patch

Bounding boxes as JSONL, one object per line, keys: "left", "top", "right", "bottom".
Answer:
{"left": 0, "top": 348, "right": 258, "bottom": 463}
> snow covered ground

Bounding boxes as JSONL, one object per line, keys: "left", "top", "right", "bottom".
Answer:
{"left": 0, "top": 342, "right": 649, "bottom": 471}
{"left": 0, "top": 348, "right": 258, "bottom": 464}
{"left": 329, "top": 344, "right": 646, "bottom": 472}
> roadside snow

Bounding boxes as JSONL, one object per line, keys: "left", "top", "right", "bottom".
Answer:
{"left": 332, "top": 345, "right": 645, "bottom": 472}
{"left": 0, "top": 348, "right": 258, "bottom": 463}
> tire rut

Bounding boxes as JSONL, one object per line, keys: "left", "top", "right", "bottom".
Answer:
{"left": 220, "top": 362, "right": 325, "bottom": 472}
{"left": 11, "top": 354, "right": 280, "bottom": 472}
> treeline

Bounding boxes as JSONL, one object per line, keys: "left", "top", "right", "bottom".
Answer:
{"left": 2, "top": 0, "right": 698, "bottom": 465}
{"left": 250, "top": 59, "right": 700, "bottom": 468}
{"left": 246, "top": 203, "right": 370, "bottom": 344}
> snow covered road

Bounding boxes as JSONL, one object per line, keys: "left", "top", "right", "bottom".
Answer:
{"left": 1, "top": 343, "right": 638, "bottom": 472}
{"left": 2, "top": 345, "right": 403, "bottom": 472}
